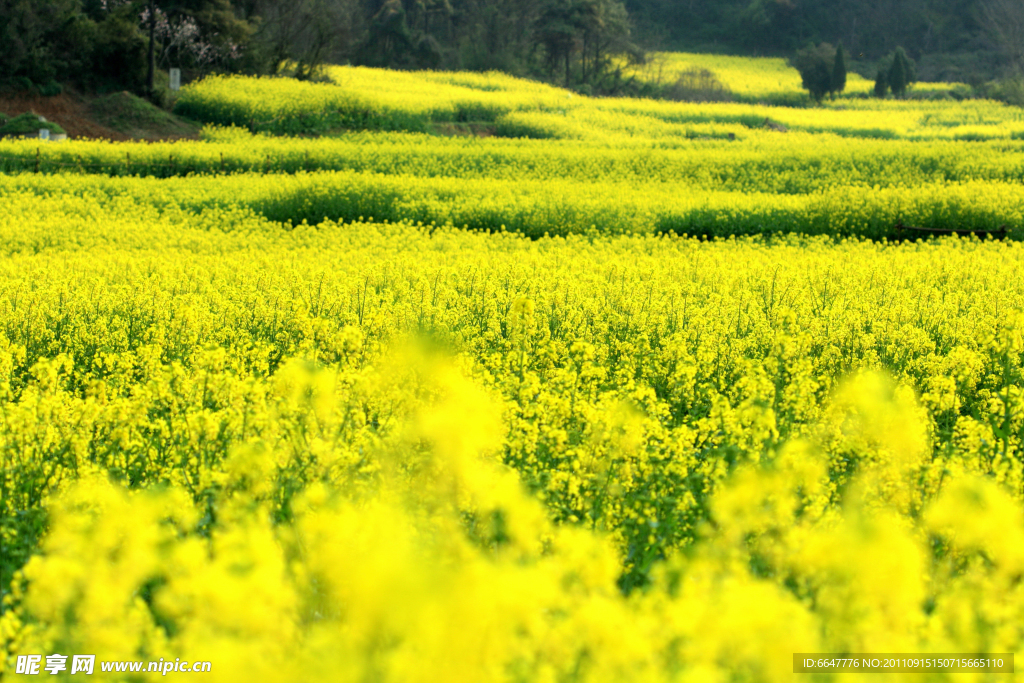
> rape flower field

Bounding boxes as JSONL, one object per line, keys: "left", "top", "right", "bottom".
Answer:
{"left": 3, "top": 62, "right": 1024, "bottom": 239}
{"left": 619, "top": 52, "right": 964, "bottom": 105}
{"left": 3, "top": 57, "right": 1024, "bottom": 682}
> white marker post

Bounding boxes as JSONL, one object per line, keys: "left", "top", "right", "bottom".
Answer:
{"left": 169, "top": 68, "right": 181, "bottom": 91}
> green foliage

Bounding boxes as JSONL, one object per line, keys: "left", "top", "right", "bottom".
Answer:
{"left": 983, "top": 77, "right": 1024, "bottom": 106}
{"left": 627, "top": 0, "right": 1004, "bottom": 83}
{"left": 832, "top": 42, "right": 847, "bottom": 96}
{"left": 872, "top": 48, "right": 917, "bottom": 98}
{"left": 0, "top": 0, "right": 257, "bottom": 95}
{"left": 0, "top": 112, "right": 66, "bottom": 137}
{"left": 90, "top": 90, "right": 198, "bottom": 138}
{"left": 534, "top": 0, "right": 638, "bottom": 93}
{"left": 889, "top": 47, "right": 910, "bottom": 97}
{"left": 536, "top": 0, "right": 581, "bottom": 84}
{"left": 37, "top": 80, "right": 63, "bottom": 97}
{"left": 90, "top": 8, "right": 148, "bottom": 91}
{"left": 0, "top": 0, "right": 1014, "bottom": 97}
{"left": 10, "top": 77, "right": 34, "bottom": 93}
{"left": 791, "top": 43, "right": 835, "bottom": 103}
{"left": 665, "top": 68, "right": 732, "bottom": 102}
{"left": 357, "top": 0, "right": 414, "bottom": 68}
{"left": 874, "top": 68, "right": 889, "bottom": 97}
{"left": 0, "top": 0, "right": 83, "bottom": 83}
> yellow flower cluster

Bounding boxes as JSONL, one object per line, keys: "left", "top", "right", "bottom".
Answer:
{"left": 3, "top": 58, "right": 1024, "bottom": 679}
{"left": 175, "top": 68, "right": 570, "bottom": 134}
{"left": 9, "top": 126, "right": 1024, "bottom": 181}
{"left": 619, "top": 51, "right": 963, "bottom": 104}
{"left": 4, "top": 56, "right": 1023, "bottom": 240}
{"left": 0, "top": 169, "right": 1019, "bottom": 239}
{"left": 620, "top": 51, "right": 869, "bottom": 102}
{"left": 165, "top": 63, "right": 1024, "bottom": 140}
{"left": 2, "top": 183, "right": 1024, "bottom": 679}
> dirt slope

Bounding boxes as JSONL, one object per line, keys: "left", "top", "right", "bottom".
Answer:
{"left": 0, "top": 90, "right": 200, "bottom": 141}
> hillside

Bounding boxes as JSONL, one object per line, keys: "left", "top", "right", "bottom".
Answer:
{"left": 0, "top": 90, "right": 200, "bottom": 142}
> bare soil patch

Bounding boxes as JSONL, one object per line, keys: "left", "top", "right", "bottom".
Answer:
{"left": 0, "top": 90, "right": 199, "bottom": 141}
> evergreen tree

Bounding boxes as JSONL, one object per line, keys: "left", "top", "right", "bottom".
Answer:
{"left": 874, "top": 67, "right": 888, "bottom": 97}
{"left": 888, "top": 46, "right": 909, "bottom": 97}
{"left": 831, "top": 41, "right": 847, "bottom": 97}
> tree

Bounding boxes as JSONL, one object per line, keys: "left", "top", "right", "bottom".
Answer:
{"left": 137, "top": 0, "right": 254, "bottom": 94}
{"left": 81, "top": 1, "right": 149, "bottom": 90}
{"left": 443, "top": 0, "right": 543, "bottom": 73}
{"left": 158, "top": 0, "right": 253, "bottom": 67}
{"left": 534, "top": 0, "right": 636, "bottom": 90}
{"left": 358, "top": 0, "right": 413, "bottom": 67}
{"left": 871, "top": 47, "right": 915, "bottom": 99}
{"left": 623, "top": 0, "right": 977, "bottom": 76}
{"left": 873, "top": 67, "right": 888, "bottom": 97}
{"left": 537, "top": 0, "right": 586, "bottom": 86}
{"left": 578, "top": 0, "right": 633, "bottom": 85}
{"left": 0, "top": 0, "right": 86, "bottom": 83}
{"left": 666, "top": 67, "right": 731, "bottom": 102}
{"left": 888, "top": 46, "right": 908, "bottom": 97}
{"left": 790, "top": 42, "right": 835, "bottom": 103}
{"left": 147, "top": 0, "right": 157, "bottom": 94}
{"left": 831, "top": 41, "right": 846, "bottom": 97}
{"left": 978, "top": 0, "right": 1024, "bottom": 74}
{"left": 254, "top": 0, "right": 364, "bottom": 77}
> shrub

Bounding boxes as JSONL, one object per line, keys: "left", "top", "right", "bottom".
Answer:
{"left": 37, "top": 80, "right": 63, "bottom": 97}
{"left": 984, "top": 77, "right": 1024, "bottom": 106}
{"left": 0, "top": 77, "right": 36, "bottom": 94}
{"left": 666, "top": 67, "right": 733, "bottom": 102}
{"left": 0, "top": 112, "right": 66, "bottom": 137}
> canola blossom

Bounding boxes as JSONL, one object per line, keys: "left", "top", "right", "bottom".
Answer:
{"left": 0, "top": 171, "right": 1019, "bottom": 239}
{"left": 4, "top": 66, "right": 1024, "bottom": 238}
{"left": 3, "top": 58, "right": 1024, "bottom": 682}
{"left": 620, "top": 51, "right": 963, "bottom": 104}
{"left": 3, "top": 133, "right": 1024, "bottom": 237}
{"left": 2, "top": 188, "right": 1024, "bottom": 679}
{"left": 169, "top": 67, "right": 1022, "bottom": 140}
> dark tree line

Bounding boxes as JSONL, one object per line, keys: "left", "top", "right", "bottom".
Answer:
{"left": 625, "top": 0, "right": 1023, "bottom": 83}
{"left": 2, "top": 0, "right": 1022, "bottom": 99}
{"left": 250, "top": 0, "right": 641, "bottom": 92}
{"left": 0, "top": 0, "right": 640, "bottom": 96}
{"left": 0, "top": 0, "right": 253, "bottom": 95}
